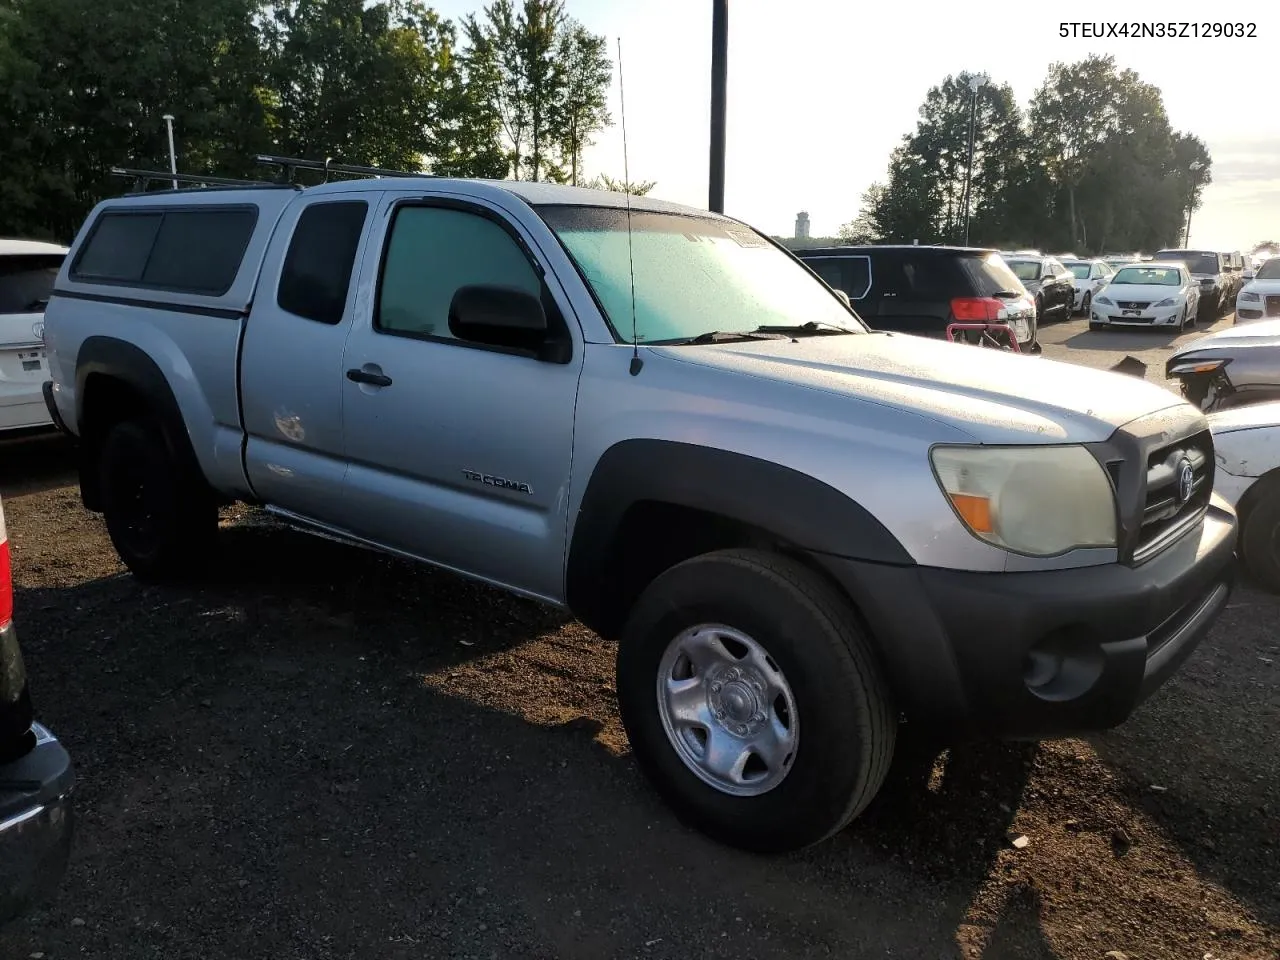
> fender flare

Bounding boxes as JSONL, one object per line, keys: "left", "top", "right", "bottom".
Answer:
{"left": 565, "top": 439, "right": 913, "bottom": 634}
{"left": 74, "top": 336, "right": 205, "bottom": 509}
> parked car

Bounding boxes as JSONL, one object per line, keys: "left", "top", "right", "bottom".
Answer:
{"left": 1166, "top": 318, "right": 1280, "bottom": 411}
{"left": 1222, "top": 252, "right": 1245, "bottom": 302}
{"left": 794, "top": 245, "right": 1039, "bottom": 351}
{"left": 1208, "top": 401, "right": 1280, "bottom": 592}
{"left": 0, "top": 494, "right": 74, "bottom": 923}
{"left": 43, "top": 170, "right": 1237, "bottom": 853}
{"left": 1089, "top": 262, "right": 1200, "bottom": 332}
{"left": 0, "top": 240, "right": 67, "bottom": 433}
{"left": 1236, "top": 257, "right": 1280, "bottom": 323}
{"left": 1002, "top": 254, "right": 1076, "bottom": 324}
{"left": 1061, "top": 258, "right": 1115, "bottom": 315}
{"left": 1153, "top": 249, "right": 1233, "bottom": 320}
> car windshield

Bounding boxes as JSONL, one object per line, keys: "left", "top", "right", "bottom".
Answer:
{"left": 1158, "top": 251, "right": 1219, "bottom": 275}
{"left": 1066, "top": 263, "right": 1090, "bottom": 279}
{"left": 1111, "top": 266, "right": 1181, "bottom": 286}
{"left": 1255, "top": 258, "right": 1280, "bottom": 280}
{"left": 1005, "top": 260, "right": 1041, "bottom": 282}
{"left": 536, "top": 205, "right": 865, "bottom": 342}
{"left": 0, "top": 254, "right": 63, "bottom": 315}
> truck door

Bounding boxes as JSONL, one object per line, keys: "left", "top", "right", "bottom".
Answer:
{"left": 239, "top": 192, "right": 382, "bottom": 518}
{"left": 333, "top": 192, "right": 585, "bottom": 603}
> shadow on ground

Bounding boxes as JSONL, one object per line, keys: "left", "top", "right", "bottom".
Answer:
{"left": 0, "top": 516, "right": 1057, "bottom": 960}
{"left": 0, "top": 431, "right": 77, "bottom": 497}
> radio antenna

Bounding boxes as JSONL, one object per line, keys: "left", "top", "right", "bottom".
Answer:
{"left": 618, "top": 37, "right": 642, "bottom": 376}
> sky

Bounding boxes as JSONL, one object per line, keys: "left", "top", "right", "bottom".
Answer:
{"left": 429, "top": 0, "right": 1280, "bottom": 250}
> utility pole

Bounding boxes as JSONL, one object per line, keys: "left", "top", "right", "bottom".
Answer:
{"left": 162, "top": 114, "right": 178, "bottom": 189}
{"left": 1184, "top": 160, "right": 1204, "bottom": 247}
{"left": 961, "top": 74, "right": 987, "bottom": 246}
{"left": 708, "top": 0, "right": 728, "bottom": 213}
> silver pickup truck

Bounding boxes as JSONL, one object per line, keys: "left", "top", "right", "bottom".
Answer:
{"left": 41, "top": 172, "right": 1236, "bottom": 853}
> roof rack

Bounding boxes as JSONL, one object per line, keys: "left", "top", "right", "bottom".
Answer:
{"left": 110, "top": 166, "right": 288, "bottom": 194}
{"left": 253, "top": 154, "right": 429, "bottom": 183}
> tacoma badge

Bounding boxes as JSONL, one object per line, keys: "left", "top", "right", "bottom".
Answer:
{"left": 463, "top": 469, "right": 533, "bottom": 495}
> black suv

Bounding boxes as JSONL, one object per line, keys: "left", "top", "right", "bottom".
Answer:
{"left": 1153, "top": 250, "right": 1231, "bottom": 320}
{"left": 0, "top": 494, "right": 73, "bottom": 924}
{"left": 794, "top": 245, "right": 1040, "bottom": 351}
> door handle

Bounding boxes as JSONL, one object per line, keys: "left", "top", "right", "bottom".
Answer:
{"left": 347, "top": 367, "right": 393, "bottom": 387}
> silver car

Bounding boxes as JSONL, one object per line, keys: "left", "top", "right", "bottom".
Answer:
{"left": 1166, "top": 318, "right": 1280, "bottom": 411}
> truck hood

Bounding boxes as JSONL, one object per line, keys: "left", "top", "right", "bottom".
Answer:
{"left": 652, "top": 332, "right": 1187, "bottom": 444}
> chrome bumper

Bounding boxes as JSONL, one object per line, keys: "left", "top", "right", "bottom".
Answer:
{"left": 0, "top": 724, "right": 74, "bottom": 923}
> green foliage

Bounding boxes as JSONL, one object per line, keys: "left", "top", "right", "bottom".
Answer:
{"left": 583, "top": 173, "right": 655, "bottom": 196}
{"left": 0, "top": 0, "right": 613, "bottom": 239}
{"left": 851, "top": 57, "right": 1212, "bottom": 255}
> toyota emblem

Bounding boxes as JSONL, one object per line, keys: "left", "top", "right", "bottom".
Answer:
{"left": 1176, "top": 457, "right": 1195, "bottom": 504}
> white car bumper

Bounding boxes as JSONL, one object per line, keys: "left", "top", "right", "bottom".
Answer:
{"left": 1091, "top": 305, "right": 1184, "bottom": 328}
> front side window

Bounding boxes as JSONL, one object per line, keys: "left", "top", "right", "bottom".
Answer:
{"left": 537, "top": 205, "right": 863, "bottom": 343}
{"left": 376, "top": 205, "right": 542, "bottom": 342}
{"left": 0, "top": 255, "right": 64, "bottom": 315}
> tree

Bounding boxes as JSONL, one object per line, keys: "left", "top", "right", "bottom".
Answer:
{"left": 553, "top": 20, "right": 610, "bottom": 185}
{"left": 584, "top": 173, "right": 654, "bottom": 195}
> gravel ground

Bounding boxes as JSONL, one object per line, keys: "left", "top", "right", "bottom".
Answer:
{"left": 1, "top": 314, "right": 1277, "bottom": 960}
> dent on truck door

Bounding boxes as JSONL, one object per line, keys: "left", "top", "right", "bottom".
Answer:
{"left": 333, "top": 197, "right": 583, "bottom": 602}
{"left": 239, "top": 196, "right": 378, "bottom": 518}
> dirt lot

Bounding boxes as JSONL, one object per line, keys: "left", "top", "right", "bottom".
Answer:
{"left": 1, "top": 318, "right": 1277, "bottom": 959}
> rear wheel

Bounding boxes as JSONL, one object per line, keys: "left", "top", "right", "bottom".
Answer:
{"left": 99, "top": 418, "right": 218, "bottom": 582}
{"left": 615, "top": 549, "right": 896, "bottom": 853}
{"left": 1241, "top": 480, "right": 1280, "bottom": 593}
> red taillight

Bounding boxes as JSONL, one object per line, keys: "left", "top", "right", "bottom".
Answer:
{"left": 950, "top": 297, "right": 1004, "bottom": 322}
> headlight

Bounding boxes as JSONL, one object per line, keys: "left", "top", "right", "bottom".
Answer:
{"left": 1095, "top": 295, "right": 1114, "bottom": 306}
{"left": 1153, "top": 297, "right": 1177, "bottom": 307}
{"left": 1241, "top": 291, "right": 1260, "bottom": 302}
{"left": 930, "top": 445, "right": 1117, "bottom": 556}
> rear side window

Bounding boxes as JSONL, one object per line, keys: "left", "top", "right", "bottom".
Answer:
{"left": 0, "top": 255, "right": 64, "bottom": 315}
{"left": 805, "top": 256, "right": 871, "bottom": 299}
{"left": 277, "top": 201, "right": 370, "bottom": 325}
{"left": 897, "top": 254, "right": 965, "bottom": 300}
{"left": 71, "top": 206, "right": 257, "bottom": 295}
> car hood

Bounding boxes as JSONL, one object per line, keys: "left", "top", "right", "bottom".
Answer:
{"left": 1242, "top": 279, "right": 1280, "bottom": 296}
{"left": 1208, "top": 400, "right": 1280, "bottom": 434}
{"left": 1099, "top": 284, "right": 1183, "bottom": 302}
{"left": 652, "top": 332, "right": 1187, "bottom": 445}
{"left": 1171, "top": 318, "right": 1280, "bottom": 357}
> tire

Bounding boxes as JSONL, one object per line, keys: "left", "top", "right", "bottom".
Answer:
{"left": 1089, "top": 321, "right": 1105, "bottom": 332}
{"left": 1034, "top": 296, "right": 1044, "bottom": 324}
{"left": 1080, "top": 292, "right": 1091, "bottom": 317}
{"left": 1241, "top": 481, "right": 1280, "bottom": 593}
{"left": 1178, "top": 306, "right": 1189, "bottom": 333}
{"left": 615, "top": 548, "right": 896, "bottom": 853}
{"left": 99, "top": 418, "right": 218, "bottom": 582}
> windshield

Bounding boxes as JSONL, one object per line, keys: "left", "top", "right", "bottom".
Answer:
{"left": 1066, "top": 263, "right": 1090, "bottom": 279}
{"left": 1005, "top": 260, "right": 1041, "bottom": 282}
{"left": 536, "top": 206, "right": 865, "bottom": 342}
{"left": 1111, "top": 266, "right": 1182, "bottom": 286}
{"left": 1256, "top": 258, "right": 1280, "bottom": 280}
{"left": 0, "top": 254, "right": 63, "bottom": 314}
{"left": 1157, "top": 251, "right": 1219, "bottom": 275}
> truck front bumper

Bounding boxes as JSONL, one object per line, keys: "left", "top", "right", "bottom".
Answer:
{"left": 0, "top": 724, "right": 74, "bottom": 924}
{"left": 820, "top": 503, "right": 1237, "bottom": 740}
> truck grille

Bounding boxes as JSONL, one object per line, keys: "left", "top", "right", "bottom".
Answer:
{"left": 1134, "top": 430, "right": 1212, "bottom": 563}
{"left": 1266, "top": 295, "right": 1280, "bottom": 317}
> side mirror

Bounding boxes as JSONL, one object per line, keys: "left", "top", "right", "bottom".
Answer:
{"left": 833, "top": 289, "right": 851, "bottom": 308}
{"left": 448, "top": 284, "right": 567, "bottom": 362}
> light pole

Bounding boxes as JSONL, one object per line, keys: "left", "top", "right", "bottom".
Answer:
{"left": 960, "top": 73, "right": 988, "bottom": 246}
{"left": 708, "top": 0, "right": 728, "bottom": 213}
{"left": 162, "top": 114, "right": 178, "bottom": 189}
{"left": 1183, "top": 160, "right": 1205, "bottom": 247}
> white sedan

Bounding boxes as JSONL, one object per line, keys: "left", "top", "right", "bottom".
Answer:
{"left": 1210, "top": 401, "right": 1280, "bottom": 592}
{"left": 1061, "top": 258, "right": 1114, "bottom": 314}
{"left": 0, "top": 238, "right": 67, "bottom": 432}
{"left": 1089, "top": 262, "right": 1200, "bottom": 332}
{"left": 1235, "top": 256, "right": 1280, "bottom": 324}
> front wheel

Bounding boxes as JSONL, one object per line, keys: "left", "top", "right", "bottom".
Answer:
{"left": 616, "top": 549, "right": 896, "bottom": 853}
{"left": 1242, "top": 481, "right": 1280, "bottom": 593}
{"left": 1080, "top": 292, "right": 1091, "bottom": 317}
{"left": 99, "top": 418, "right": 218, "bottom": 582}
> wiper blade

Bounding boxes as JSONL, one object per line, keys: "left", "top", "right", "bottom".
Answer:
{"left": 681, "top": 330, "right": 786, "bottom": 344}
{"left": 991, "top": 290, "right": 1021, "bottom": 299}
{"left": 752, "top": 321, "right": 857, "bottom": 335}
